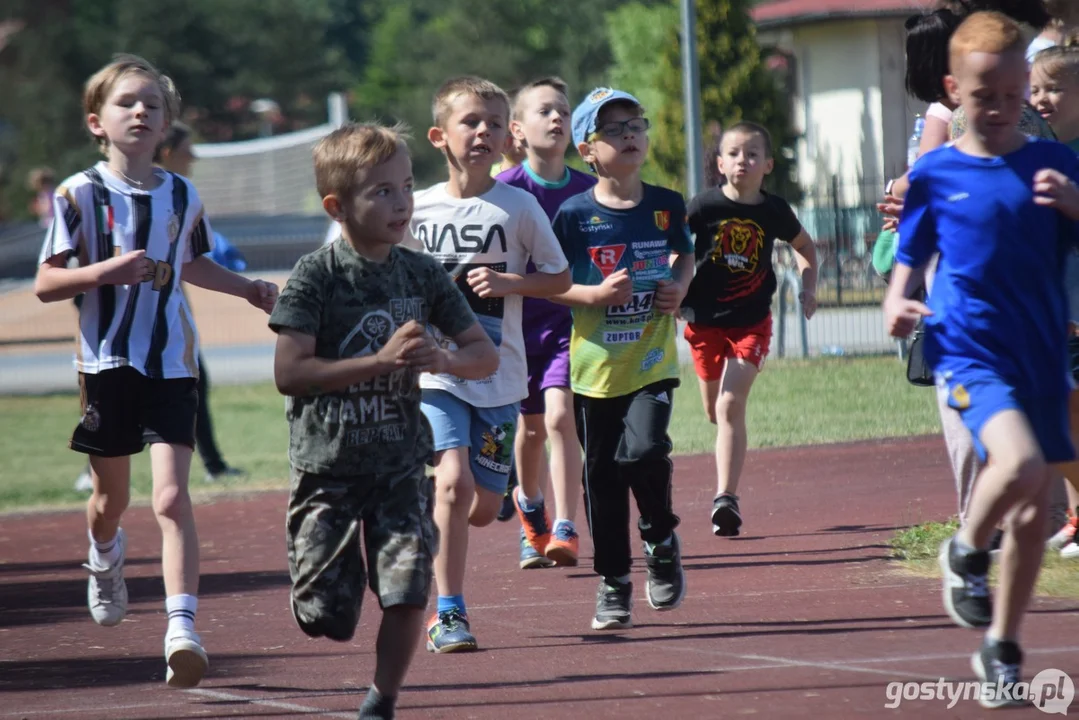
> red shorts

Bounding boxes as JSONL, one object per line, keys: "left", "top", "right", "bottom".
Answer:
{"left": 684, "top": 316, "right": 772, "bottom": 380}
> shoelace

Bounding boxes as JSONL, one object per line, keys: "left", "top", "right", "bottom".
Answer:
{"left": 600, "top": 586, "right": 629, "bottom": 607}
{"left": 439, "top": 608, "right": 468, "bottom": 630}
{"left": 83, "top": 563, "right": 119, "bottom": 603}
{"left": 554, "top": 526, "right": 577, "bottom": 541}
{"left": 990, "top": 659, "right": 1020, "bottom": 686}
{"left": 965, "top": 572, "right": 989, "bottom": 598}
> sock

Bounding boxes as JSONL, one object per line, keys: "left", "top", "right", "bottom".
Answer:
{"left": 553, "top": 519, "right": 575, "bottom": 535}
{"left": 88, "top": 528, "right": 122, "bottom": 568}
{"left": 437, "top": 595, "right": 466, "bottom": 615}
{"left": 359, "top": 685, "right": 396, "bottom": 720}
{"left": 954, "top": 535, "right": 979, "bottom": 555}
{"left": 645, "top": 534, "right": 674, "bottom": 554}
{"left": 166, "top": 594, "right": 198, "bottom": 637}
{"left": 516, "top": 487, "right": 543, "bottom": 512}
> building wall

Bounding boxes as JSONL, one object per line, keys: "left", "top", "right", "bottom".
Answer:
{"left": 761, "top": 17, "right": 928, "bottom": 205}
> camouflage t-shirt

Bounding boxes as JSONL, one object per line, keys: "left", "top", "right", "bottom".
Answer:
{"left": 269, "top": 239, "right": 476, "bottom": 477}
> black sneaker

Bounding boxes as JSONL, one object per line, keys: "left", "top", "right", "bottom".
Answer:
{"left": 988, "top": 528, "right": 1004, "bottom": 559}
{"left": 711, "top": 494, "right": 742, "bottom": 537}
{"left": 497, "top": 466, "right": 518, "bottom": 522}
{"left": 592, "top": 579, "right": 632, "bottom": 630}
{"left": 644, "top": 532, "right": 686, "bottom": 611}
{"left": 939, "top": 536, "right": 992, "bottom": 628}
{"left": 972, "top": 639, "right": 1027, "bottom": 709}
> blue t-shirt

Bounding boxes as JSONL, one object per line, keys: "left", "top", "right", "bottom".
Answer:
{"left": 896, "top": 138, "right": 1079, "bottom": 397}
{"left": 552, "top": 184, "right": 693, "bottom": 398}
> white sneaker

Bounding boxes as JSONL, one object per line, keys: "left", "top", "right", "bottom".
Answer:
{"left": 1048, "top": 516, "right": 1077, "bottom": 551}
{"left": 1061, "top": 541, "right": 1079, "bottom": 559}
{"left": 82, "top": 528, "right": 128, "bottom": 627}
{"left": 74, "top": 470, "right": 94, "bottom": 493}
{"left": 165, "top": 629, "right": 208, "bottom": 688}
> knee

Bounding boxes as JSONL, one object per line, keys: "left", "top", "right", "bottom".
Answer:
{"left": 521, "top": 423, "right": 547, "bottom": 447}
{"left": 545, "top": 405, "right": 574, "bottom": 438}
{"left": 91, "top": 487, "right": 130, "bottom": 520}
{"left": 997, "top": 455, "right": 1049, "bottom": 498}
{"left": 1004, "top": 499, "right": 1047, "bottom": 540}
{"left": 714, "top": 393, "right": 747, "bottom": 424}
{"left": 436, "top": 467, "right": 476, "bottom": 511}
{"left": 152, "top": 482, "right": 192, "bottom": 523}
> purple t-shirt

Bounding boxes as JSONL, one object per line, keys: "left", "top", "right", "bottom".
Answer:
{"left": 496, "top": 161, "right": 596, "bottom": 352}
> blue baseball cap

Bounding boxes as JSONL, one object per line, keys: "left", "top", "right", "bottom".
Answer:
{"left": 571, "top": 87, "right": 643, "bottom": 146}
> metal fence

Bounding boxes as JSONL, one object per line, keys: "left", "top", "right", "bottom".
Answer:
{"left": 770, "top": 175, "right": 898, "bottom": 358}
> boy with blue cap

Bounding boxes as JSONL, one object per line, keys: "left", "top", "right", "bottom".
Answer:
{"left": 550, "top": 88, "right": 694, "bottom": 630}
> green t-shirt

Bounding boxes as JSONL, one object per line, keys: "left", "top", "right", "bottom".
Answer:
{"left": 269, "top": 240, "right": 475, "bottom": 477}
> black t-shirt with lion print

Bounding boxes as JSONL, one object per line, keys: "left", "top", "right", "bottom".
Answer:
{"left": 680, "top": 187, "right": 803, "bottom": 329}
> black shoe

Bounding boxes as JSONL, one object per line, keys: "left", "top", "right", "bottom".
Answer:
{"left": 497, "top": 466, "right": 518, "bottom": 522}
{"left": 591, "top": 578, "right": 632, "bottom": 630}
{"left": 971, "top": 639, "right": 1027, "bottom": 709}
{"left": 988, "top": 528, "right": 1004, "bottom": 558}
{"left": 644, "top": 533, "right": 685, "bottom": 611}
{"left": 711, "top": 494, "right": 742, "bottom": 537}
{"left": 939, "top": 536, "right": 992, "bottom": 628}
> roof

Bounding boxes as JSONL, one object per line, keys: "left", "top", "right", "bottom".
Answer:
{"left": 752, "top": 0, "right": 914, "bottom": 29}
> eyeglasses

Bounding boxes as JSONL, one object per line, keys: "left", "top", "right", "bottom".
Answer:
{"left": 591, "top": 117, "right": 650, "bottom": 139}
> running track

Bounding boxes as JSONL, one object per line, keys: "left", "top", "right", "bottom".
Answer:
{"left": 1, "top": 436, "right": 1076, "bottom": 718}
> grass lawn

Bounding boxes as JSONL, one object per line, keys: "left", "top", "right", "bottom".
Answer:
{"left": 0, "top": 356, "right": 939, "bottom": 512}
{"left": 892, "top": 519, "right": 1079, "bottom": 599}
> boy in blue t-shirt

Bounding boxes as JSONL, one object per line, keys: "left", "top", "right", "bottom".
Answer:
{"left": 886, "top": 12, "right": 1079, "bottom": 708}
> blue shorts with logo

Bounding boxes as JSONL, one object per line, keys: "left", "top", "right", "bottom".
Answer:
{"left": 938, "top": 370, "right": 1073, "bottom": 464}
{"left": 420, "top": 389, "right": 520, "bottom": 495}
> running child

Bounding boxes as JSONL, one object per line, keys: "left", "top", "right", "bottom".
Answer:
{"left": 552, "top": 87, "right": 694, "bottom": 630}
{"left": 680, "top": 122, "right": 818, "bottom": 537}
{"left": 34, "top": 54, "right": 278, "bottom": 688}
{"left": 885, "top": 12, "right": 1079, "bottom": 707}
{"left": 496, "top": 76, "right": 596, "bottom": 569}
{"left": 270, "top": 122, "right": 497, "bottom": 719}
{"left": 412, "top": 76, "right": 570, "bottom": 652}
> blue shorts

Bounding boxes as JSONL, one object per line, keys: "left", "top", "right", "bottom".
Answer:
{"left": 938, "top": 371, "right": 1073, "bottom": 464}
{"left": 420, "top": 390, "right": 520, "bottom": 495}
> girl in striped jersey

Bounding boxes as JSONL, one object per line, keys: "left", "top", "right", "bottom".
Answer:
{"left": 34, "top": 54, "right": 278, "bottom": 689}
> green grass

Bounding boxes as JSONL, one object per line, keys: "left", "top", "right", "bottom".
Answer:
{"left": 0, "top": 356, "right": 939, "bottom": 512}
{"left": 891, "top": 519, "right": 1079, "bottom": 599}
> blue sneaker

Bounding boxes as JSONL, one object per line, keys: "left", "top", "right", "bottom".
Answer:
{"left": 520, "top": 528, "right": 554, "bottom": 570}
{"left": 545, "top": 523, "right": 579, "bottom": 567}
{"left": 426, "top": 608, "right": 478, "bottom": 653}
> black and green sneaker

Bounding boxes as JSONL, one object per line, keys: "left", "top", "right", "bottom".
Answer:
{"left": 591, "top": 579, "right": 633, "bottom": 630}
{"left": 644, "top": 532, "right": 685, "bottom": 611}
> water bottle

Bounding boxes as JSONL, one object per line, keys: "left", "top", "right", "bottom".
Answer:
{"left": 821, "top": 345, "right": 846, "bottom": 357}
{"left": 907, "top": 115, "right": 925, "bottom": 169}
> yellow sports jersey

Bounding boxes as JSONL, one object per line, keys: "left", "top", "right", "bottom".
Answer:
{"left": 551, "top": 184, "right": 693, "bottom": 398}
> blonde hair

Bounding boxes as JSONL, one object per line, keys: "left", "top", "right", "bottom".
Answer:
{"left": 431, "top": 76, "right": 511, "bottom": 127}
{"left": 949, "top": 11, "right": 1024, "bottom": 71}
{"left": 83, "top": 54, "right": 180, "bottom": 153}
{"left": 511, "top": 76, "right": 569, "bottom": 121}
{"left": 313, "top": 122, "right": 411, "bottom": 199}
{"left": 1032, "top": 29, "right": 1079, "bottom": 82}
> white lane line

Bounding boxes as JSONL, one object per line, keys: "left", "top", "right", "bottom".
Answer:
{"left": 187, "top": 687, "right": 355, "bottom": 718}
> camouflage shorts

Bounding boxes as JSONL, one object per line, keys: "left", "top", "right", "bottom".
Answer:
{"left": 286, "top": 464, "right": 437, "bottom": 642}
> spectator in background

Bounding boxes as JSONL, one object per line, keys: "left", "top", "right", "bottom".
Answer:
{"left": 27, "top": 167, "right": 56, "bottom": 228}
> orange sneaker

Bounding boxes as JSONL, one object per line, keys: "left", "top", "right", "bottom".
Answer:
{"left": 545, "top": 524, "right": 579, "bottom": 566}
{"left": 513, "top": 490, "right": 551, "bottom": 553}
{"left": 1048, "top": 512, "right": 1077, "bottom": 551}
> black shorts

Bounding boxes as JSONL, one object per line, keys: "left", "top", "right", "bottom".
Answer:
{"left": 70, "top": 366, "right": 198, "bottom": 457}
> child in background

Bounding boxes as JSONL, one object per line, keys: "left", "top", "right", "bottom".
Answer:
{"left": 496, "top": 77, "right": 596, "bottom": 569}
{"left": 680, "top": 122, "right": 818, "bottom": 537}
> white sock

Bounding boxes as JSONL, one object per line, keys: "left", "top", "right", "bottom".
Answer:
{"left": 553, "top": 519, "right": 575, "bottom": 534}
{"left": 166, "top": 594, "right": 198, "bottom": 637}
{"left": 517, "top": 487, "right": 543, "bottom": 510}
{"left": 88, "top": 528, "right": 122, "bottom": 568}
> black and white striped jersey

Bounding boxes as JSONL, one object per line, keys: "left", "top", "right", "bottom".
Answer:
{"left": 39, "top": 162, "right": 214, "bottom": 379}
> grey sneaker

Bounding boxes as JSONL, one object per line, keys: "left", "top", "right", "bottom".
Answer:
{"left": 939, "top": 535, "right": 992, "bottom": 629}
{"left": 591, "top": 579, "right": 632, "bottom": 630}
{"left": 644, "top": 532, "right": 686, "bottom": 611}
{"left": 971, "top": 639, "right": 1026, "bottom": 709}
{"left": 83, "top": 528, "right": 128, "bottom": 627}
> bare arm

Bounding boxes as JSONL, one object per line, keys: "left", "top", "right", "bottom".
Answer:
{"left": 274, "top": 328, "right": 401, "bottom": 396}
{"left": 653, "top": 252, "right": 694, "bottom": 314}
{"left": 184, "top": 254, "right": 278, "bottom": 313}
{"left": 788, "top": 230, "right": 818, "bottom": 295}
{"left": 466, "top": 267, "right": 572, "bottom": 299}
{"left": 35, "top": 250, "right": 153, "bottom": 303}
{"left": 441, "top": 322, "right": 499, "bottom": 379}
{"left": 550, "top": 268, "right": 633, "bottom": 308}
{"left": 882, "top": 262, "right": 931, "bottom": 338}
{"left": 919, "top": 115, "right": 949, "bottom": 157}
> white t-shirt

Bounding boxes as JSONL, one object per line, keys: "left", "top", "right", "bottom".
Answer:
{"left": 1027, "top": 35, "right": 1057, "bottom": 66}
{"left": 409, "top": 181, "right": 568, "bottom": 407}
{"left": 926, "top": 102, "right": 953, "bottom": 124}
{"left": 39, "top": 162, "right": 213, "bottom": 379}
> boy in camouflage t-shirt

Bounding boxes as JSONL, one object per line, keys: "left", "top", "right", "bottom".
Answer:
{"left": 268, "top": 123, "right": 498, "bottom": 720}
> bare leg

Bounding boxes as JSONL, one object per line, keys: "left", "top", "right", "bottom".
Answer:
{"left": 87, "top": 455, "right": 132, "bottom": 544}
{"left": 713, "top": 359, "right": 760, "bottom": 497}
{"left": 545, "top": 387, "right": 581, "bottom": 524}
{"left": 432, "top": 448, "right": 474, "bottom": 597}
{"left": 514, "top": 413, "right": 549, "bottom": 503}
{"left": 372, "top": 606, "right": 425, "bottom": 695}
{"left": 149, "top": 443, "right": 198, "bottom": 596}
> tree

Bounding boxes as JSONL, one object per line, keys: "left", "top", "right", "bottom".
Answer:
{"left": 651, "top": 0, "right": 797, "bottom": 198}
